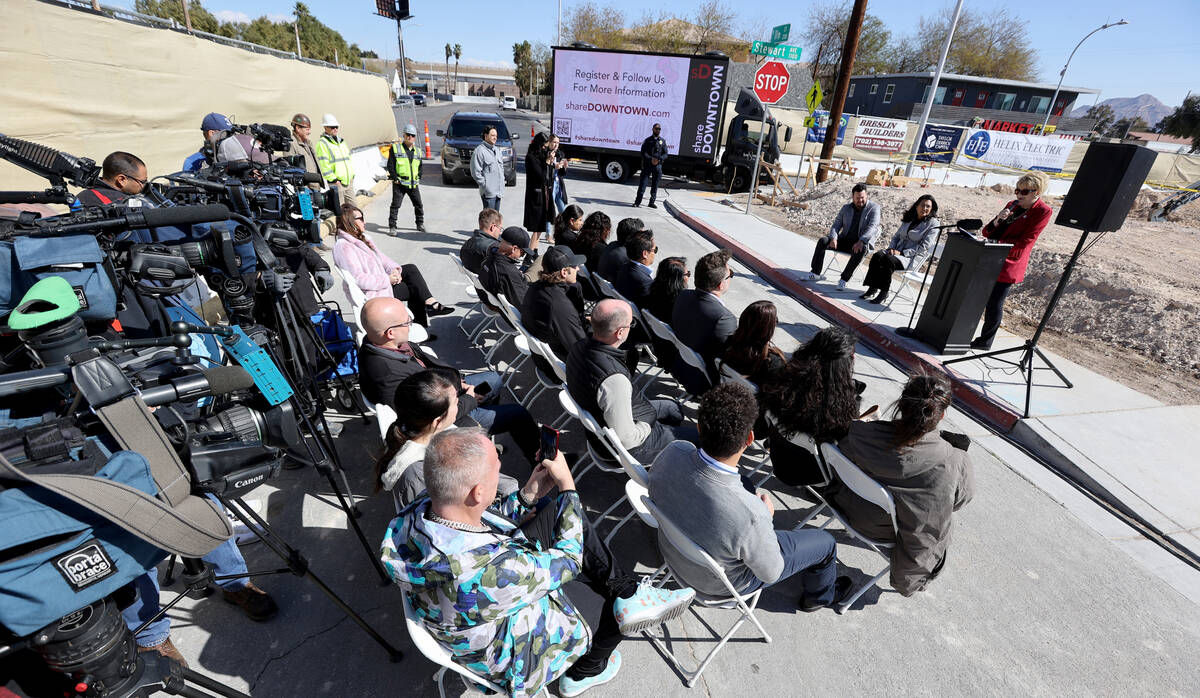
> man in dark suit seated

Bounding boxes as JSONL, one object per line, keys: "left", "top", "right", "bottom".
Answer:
{"left": 596, "top": 217, "right": 645, "bottom": 281}
{"left": 479, "top": 226, "right": 531, "bottom": 306}
{"left": 613, "top": 230, "right": 655, "bottom": 308}
{"left": 358, "top": 297, "right": 538, "bottom": 460}
{"left": 672, "top": 249, "right": 737, "bottom": 376}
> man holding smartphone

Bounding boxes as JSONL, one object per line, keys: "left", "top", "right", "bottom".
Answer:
{"left": 383, "top": 428, "right": 695, "bottom": 697}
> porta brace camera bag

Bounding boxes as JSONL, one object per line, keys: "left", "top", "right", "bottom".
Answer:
{"left": 0, "top": 450, "right": 168, "bottom": 636}
{"left": 0, "top": 234, "right": 118, "bottom": 322}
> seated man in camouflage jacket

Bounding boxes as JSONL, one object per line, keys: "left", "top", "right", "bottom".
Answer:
{"left": 381, "top": 428, "right": 694, "bottom": 697}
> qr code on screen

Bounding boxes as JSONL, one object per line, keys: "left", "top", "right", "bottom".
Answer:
{"left": 554, "top": 118, "right": 572, "bottom": 142}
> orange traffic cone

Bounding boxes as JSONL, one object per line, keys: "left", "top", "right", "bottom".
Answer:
{"left": 424, "top": 120, "right": 432, "bottom": 158}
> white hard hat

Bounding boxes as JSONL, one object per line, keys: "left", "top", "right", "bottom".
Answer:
{"left": 322, "top": 113, "right": 340, "bottom": 127}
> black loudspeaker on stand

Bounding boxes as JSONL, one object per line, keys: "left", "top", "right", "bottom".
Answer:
{"left": 944, "top": 142, "right": 1158, "bottom": 418}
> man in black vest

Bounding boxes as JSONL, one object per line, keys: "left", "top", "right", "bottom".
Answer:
{"left": 566, "top": 299, "right": 696, "bottom": 463}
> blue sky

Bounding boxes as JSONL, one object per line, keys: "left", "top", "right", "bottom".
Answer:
{"left": 111, "top": 0, "right": 1198, "bottom": 108}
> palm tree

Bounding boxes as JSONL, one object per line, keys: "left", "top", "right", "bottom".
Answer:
{"left": 444, "top": 43, "right": 452, "bottom": 92}
{"left": 453, "top": 43, "right": 462, "bottom": 85}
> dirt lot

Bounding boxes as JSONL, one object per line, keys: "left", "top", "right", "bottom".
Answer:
{"left": 752, "top": 178, "right": 1200, "bottom": 405}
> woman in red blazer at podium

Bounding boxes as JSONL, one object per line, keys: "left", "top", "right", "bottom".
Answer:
{"left": 972, "top": 170, "right": 1053, "bottom": 349}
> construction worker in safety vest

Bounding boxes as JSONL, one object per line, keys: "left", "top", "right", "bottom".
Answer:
{"left": 386, "top": 124, "right": 426, "bottom": 235}
{"left": 314, "top": 113, "right": 356, "bottom": 208}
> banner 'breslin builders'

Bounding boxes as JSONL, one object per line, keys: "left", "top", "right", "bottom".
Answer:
{"left": 552, "top": 48, "right": 730, "bottom": 161}
{"left": 852, "top": 116, "right": 908, "bottom": 153}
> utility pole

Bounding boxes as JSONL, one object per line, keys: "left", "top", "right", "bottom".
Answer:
{"left": 181, "top": 0, "right": 193, "bottom": 32}
{"left": 396, "top": 20, "right": 408, "bottom": 93}
{"left": 817, "top": 0, "right": 866, "bottom": 183}
{"left": 905, "top": 0, "right": 962, "bottom": 176}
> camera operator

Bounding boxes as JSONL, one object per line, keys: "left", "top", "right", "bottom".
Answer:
{"left": 183, "top": 112, "right": 269, "bottom": 172}
{"left": 74, "top": 151, "right": 147, "bottom": 207}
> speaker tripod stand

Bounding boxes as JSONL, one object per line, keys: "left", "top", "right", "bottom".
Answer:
{"left": 942, "top": 228, "right": 1096, "bottom": 418}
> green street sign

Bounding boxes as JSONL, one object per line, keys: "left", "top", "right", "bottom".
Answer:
{"left": 750, "top": 41, "right": 802, "bottom": 61}
{"left": 771, "top": 23, "right": 790, "bottom": 43}
{"left": 806, "top": 81, "right": 824, "bottom": 113}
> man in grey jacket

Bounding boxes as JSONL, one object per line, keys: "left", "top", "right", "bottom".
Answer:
{"left": 471, "top": 125, "right": 505, "bottom": 211}
{"left": 807, "top": 182, "right": 881, "bottom": 291}
{"left": 648, "top": 383, "right": 851, "bottom": 610}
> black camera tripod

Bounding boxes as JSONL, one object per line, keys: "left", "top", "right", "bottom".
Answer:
{"left": 157, "top": 491, "right": 403, "bottom": 662}
{"left": 255, "top": 285, "right": 394, "bottom": 584}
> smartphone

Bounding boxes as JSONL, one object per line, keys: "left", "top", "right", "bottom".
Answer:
{"left": 473, "top": 381, "right": 492, "bottom": 396}
{"left": 535, "top": 425, "right": 559, "bottom": 463}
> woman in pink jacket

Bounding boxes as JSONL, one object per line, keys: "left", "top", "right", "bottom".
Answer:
{"left": 332, "top": 204, "right": 453, "bottom": 328}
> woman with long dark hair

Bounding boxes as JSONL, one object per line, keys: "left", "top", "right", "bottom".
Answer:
{"left": 859, "top": 194, "right": 939, "bottom": 304}
{"left": 833, "top": 373, "right": 974, "bottom": 596}
{"left": 570, "top": 210, "right": 612, "bottom": 270}
{"left": 332, "top": 203, "right": 452, "bottom": 327}
{"left": 552, "top": 204, "right": 585, "bottom": 246}
{"left": 759, "top": 326, "right": 861, "bottom": 485}
{"left": 374, "top": 371, "right": 518, "bottom": 510}
{"left": 523, "top": 132, "right": 554, "bottom": 250}
{"left": 722, "top": 300, "right": 787, "bottom": 386}
{"left": 644, "top": 256, "right": 688, "bottom": 321}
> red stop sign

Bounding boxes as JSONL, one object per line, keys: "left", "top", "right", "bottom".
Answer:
{"left": 753, "top": 60, "right": 790, "bottom": 104}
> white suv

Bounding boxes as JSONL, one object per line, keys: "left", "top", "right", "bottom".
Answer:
{"left": 502, "top": 96, "right": 517, "bottom": 110}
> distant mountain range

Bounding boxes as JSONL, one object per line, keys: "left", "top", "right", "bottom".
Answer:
{"left": 1071, "top": 94, "right": 1175, "bottom": 126}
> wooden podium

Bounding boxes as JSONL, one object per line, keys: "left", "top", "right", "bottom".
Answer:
{"left": 912, "top": 232, "right": 1012, "bottom": 355}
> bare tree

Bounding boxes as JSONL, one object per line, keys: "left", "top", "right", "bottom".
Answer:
{"left": 801, "top": 1, "right": 891, "bottom": 88}
{"left": 896, "top": 7, "right": 1039, "bottom": 81}
{"left": 627, "top": 11, "right": 690, "bottom": 54}
{"left": 562, "top": 1, "right": 626, "bottom": 48}
{"left": 689, "top": 0, "right": 738, "bottom": 55}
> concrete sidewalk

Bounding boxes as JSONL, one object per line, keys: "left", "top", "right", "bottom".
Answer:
{"left": 664, "top": 189, "right": 1200, "bottom": 595}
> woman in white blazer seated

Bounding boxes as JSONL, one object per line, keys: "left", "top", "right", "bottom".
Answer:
{"left": 859, "top": 194, "right": 939, "bottom": 304}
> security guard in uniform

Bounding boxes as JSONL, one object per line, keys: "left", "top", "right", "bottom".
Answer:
{"left": 313, "top": 113, "right": 355, "bottom": 208}
{"left": 386, "top": 124, "right": 425, "bottom": 235}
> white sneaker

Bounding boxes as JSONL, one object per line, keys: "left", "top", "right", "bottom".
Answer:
{"left": 805, "top": 272, "right": 825, "bottom": 282}
{"left": 837, "top": 279, "right": 847, "bottom": 291}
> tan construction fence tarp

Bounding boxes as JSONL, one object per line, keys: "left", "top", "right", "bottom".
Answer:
{"left": 0, "top": 0, "right": 397, "bottom": 191}
{"left": 721, "top": 102, "right": 1199, "bottom": 189}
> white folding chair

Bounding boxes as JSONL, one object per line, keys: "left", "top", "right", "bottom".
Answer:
{"left": 526, "top": 339, "right": 571, "bottom": 426}
{"left": 640, "top": 311, "right": 707, "bottom": 397}
{"left": 400, "top": 589, "right": 548, "bottom": 697}
{"left": 818, "top": 442, "right": 899, "bottom": 613}
{"left": 640, "top": 495, "right": 772, "bottom": 687}
{"left": 490, "top": 293, "right": 532, "bottom": 384}
{"left": 556, "top": 388, "right": 623, "bottom": 482}
{"left": 595, "top": 426, "right": 658, "bottom": 544}
{"left": 446, "top": 253, "right": 497, "bottom": 342}
{"left": 887, "top": 238, "right": 946, "bottom": 308}
{"left": 761, "top": 410, "right": 832, "bottom": 524}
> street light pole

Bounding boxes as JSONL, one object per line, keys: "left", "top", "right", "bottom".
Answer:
{"left": 1040, "top": 19, "right": 1128, "bottom": 134}
{"left": 904, "top": 0, "right": 963, "bottom": 177}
